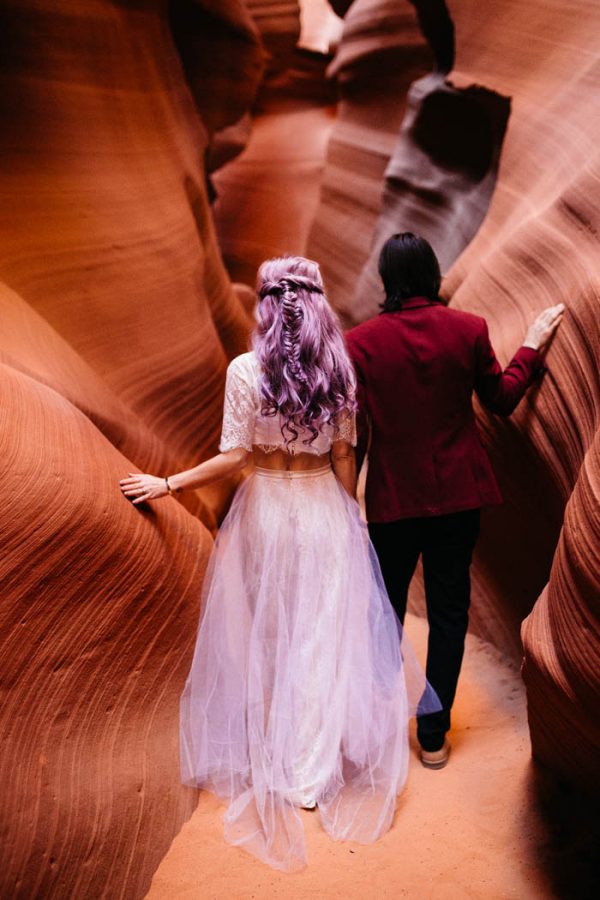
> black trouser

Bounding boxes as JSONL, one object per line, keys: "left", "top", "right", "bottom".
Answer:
{"left": 368, "top": 509, "right": 481, "bottom": 752}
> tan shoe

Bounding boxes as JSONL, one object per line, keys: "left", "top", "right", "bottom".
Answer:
{"left": 420, "top": 739, "right": 450, "bottom": 769}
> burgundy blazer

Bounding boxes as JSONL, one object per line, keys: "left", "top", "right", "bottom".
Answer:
{"left": 346, "top": 297, "right": 544, "bottom": 523}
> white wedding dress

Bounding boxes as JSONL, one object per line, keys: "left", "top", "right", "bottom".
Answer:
{"left": 180, "top": 352, "right": 439, "bottom": 870}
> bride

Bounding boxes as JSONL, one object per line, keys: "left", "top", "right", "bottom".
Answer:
{"left": 120, "top": 256, "right": 438, "bottom": 871}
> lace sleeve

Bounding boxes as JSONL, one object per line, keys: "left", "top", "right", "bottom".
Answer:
{"left": 219, "top": 358, "right": 256, "bottom": 453}
{"left": 333, "top": 408, "right": 357, "bottom": 446}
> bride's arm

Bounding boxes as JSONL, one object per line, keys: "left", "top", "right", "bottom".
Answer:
{"left": 121, "top": 355, "right": 255, "bottom": 505}
{"left": 169, "top": 449, "right": 249, "bottom": 492}
{"left": 331, "top": 440, "right": 357, "bottom": 499}
{"left": 120, "top": 448, "right": 249, "bottom": 505}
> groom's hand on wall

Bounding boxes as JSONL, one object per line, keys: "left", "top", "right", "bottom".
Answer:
{"left": 523, "top": 304, "right": 565, "bottom": 352}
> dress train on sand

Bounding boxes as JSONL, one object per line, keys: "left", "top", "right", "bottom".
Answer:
{"left": 180, "top": 463, "right": 439, "bottom": 870}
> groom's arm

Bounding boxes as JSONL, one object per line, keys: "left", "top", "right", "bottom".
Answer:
{"left": 345, "top": 333, "right": 370, "bottom": 475}
{"left": 474, "top": 318, "right": 545, "bottom": 416}
{"left": 354, "top": 380, "right": 370, "bottom": 476}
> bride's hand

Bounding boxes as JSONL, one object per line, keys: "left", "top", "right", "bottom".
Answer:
{"left": 120, "top": 472, "right": 169, "bottom": 505}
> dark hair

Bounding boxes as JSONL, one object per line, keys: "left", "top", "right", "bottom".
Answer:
{"left": 378, "top": 232, "right": 442, "bottom": 311}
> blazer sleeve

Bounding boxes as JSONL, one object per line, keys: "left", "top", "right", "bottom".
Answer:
{"left": 345, "top": 332, "right": 370, "bottom": 473}
{"left": 474, "top": 318, "right": 546, "bottom": 416}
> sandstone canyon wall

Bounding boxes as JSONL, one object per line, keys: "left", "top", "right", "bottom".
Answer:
{"left": 1, "top": 0, "right": 599, "bottom": 895}
{"left": 307, "top": 0, "right": 435, "bottom": 313}
{"left": 312, "top": 0, "right": 600, "bottom": 789}
{"left": 246, "top": 0, "right": 301, "bottom": 72}
{"left": 0, "top": 1, "right": 261, "bottom": 897}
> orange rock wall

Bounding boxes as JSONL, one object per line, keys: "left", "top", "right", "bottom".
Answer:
{"left": 307, "top": 0, "right": 434, "bottom": 316}
{"left": 440, "top": 0, "right": 600, "bottom": 790}
{"left": 317, "top": 0, "right": 600, "bottom": 788}
{"left": 2, "top": 5, "right": 598, "bottom": 898}
{"left": 169, "top": 1, "right": 264, "bottom": 172}
{"left": 246, "top": 0, "right": 301, "bottom": 71}
{"left": 0, "top": 1, "right": 258, "bottom": 896}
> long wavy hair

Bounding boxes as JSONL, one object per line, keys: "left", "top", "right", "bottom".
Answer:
{"left": 253, "top": 256, "right": 356, "bottom": 449}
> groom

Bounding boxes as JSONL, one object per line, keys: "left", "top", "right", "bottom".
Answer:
{"left": 346, "top": 232, "right": 563, "bottom": 769}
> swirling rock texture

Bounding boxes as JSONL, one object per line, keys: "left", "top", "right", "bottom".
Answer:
{"left": 0, "top": 1, "right": 260, "bottom": 897}
{"left": 306, "top": 0, "right": 436, "bottom": 313}
{"left": 169, "top": 0, "right": 264, "bottom": 172}
{"left": 3, "top": 0, "right": 599, "bottom": 895}
{"left": 246, "top": 0, "right": 301, "bottom": 72}
{"left": 313, "top": 0, "right": 600, "bottom": 793}
{"left": 350, "top": 71, "right": 511, "bottom": 323}
{"left": 212, "top": 3, "right": 338, "bottom": 285}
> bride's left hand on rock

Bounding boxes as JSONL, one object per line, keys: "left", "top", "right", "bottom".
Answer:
{"left": 119, "top": 472, "right": 168, "bottom": 505}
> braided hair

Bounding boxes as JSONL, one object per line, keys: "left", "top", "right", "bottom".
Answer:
{"left": 253, "top": 257, "right": 356, "bottom": 450}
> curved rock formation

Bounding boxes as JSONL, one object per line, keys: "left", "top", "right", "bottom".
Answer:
{"left": 307, "top": 0, "right": 434, "bottom": 314}
{"left": 246, "top": 0, "right": 301, "bottom": 72}
{"left": 349, "top": 71, "right": 510, "bottom": 324}
{"left": 439, "top": 2, "right": 600, "bottom": 791}
{"left": 298, "top": 0, "right": 344, "bottom": 54}
{"left": 170, "top": 1, "right": 263, "bottom": 139}
{"left": 2, "top": 1, "right": 599, "bottom": 895}
{"left": 316, "top": 0, "right": 600, "bottom": 790}
{"left": 0, "top": 1, "right": 258, "bottom": 896}
{"left": 169, "top": 1, "right": 264, "bottom": 172}
{"left": 212, "top": 2, "right": 336, "bottom": 284}
{"left": 0, "top": 362, "right": 209, "bottom": 898}
{"left": 522, "top": 431, "right": 600, "bottom": 789}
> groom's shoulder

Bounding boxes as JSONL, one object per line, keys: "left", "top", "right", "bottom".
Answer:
{"left": 439, "top": 304, "right": 487, "bottom": 333}
{"left": 346, "top": 307, "right": 488, "bottom": 351}
{"left": 345, "top": 315, "right": 385, "bottom": 348}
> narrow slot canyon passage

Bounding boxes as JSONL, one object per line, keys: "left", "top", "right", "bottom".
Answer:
{"left": 1, "top": 2, "right": 598, "bottom": 898}
{"left": 147, "top": 40, "right": 558, "bottom": 900}
{"left": 212, "top": 67, "right": 337, "bottom": 283}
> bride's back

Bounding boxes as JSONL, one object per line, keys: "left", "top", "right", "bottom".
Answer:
{"left": 250, "top": 255, "right": 357, "bottom": 471}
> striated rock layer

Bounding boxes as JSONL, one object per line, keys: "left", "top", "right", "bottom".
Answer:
{"left": 307, "top": 0, "right": 435, "bottom": 316}
{"left": 0, "top": 1, "right": 258, "bottom": 897}
{"left": 316, "top": 0, "right": 600, "bottom": 789}
{"left": 522, "top": 431, "right": 600, "bottom": 789}
{"left": 442, "top": 0, "right": 600, "bottom": 792}
{"left": 246, "top": 0, "right": 301, "bottom": 72}
{"left": 0, "top": 363, "right": 209, "bottom": 899}
{"left": 212, "top": 58, "right": 337, "bottom": 283}
{"left": 169, "top": 1, "right": 265, "bottom": 174}
{"left": 351, "top": 71, "right": 511, "bottom": 324}
{"left": 212, "top": 0, "right": 337, "bottom": 282}
{"left": 2, "top": 7, "right": 599, "bottom": 900}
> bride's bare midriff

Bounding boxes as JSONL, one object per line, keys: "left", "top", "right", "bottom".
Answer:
{"left": 252, "top": 446, "right": 331, "bottom": 471}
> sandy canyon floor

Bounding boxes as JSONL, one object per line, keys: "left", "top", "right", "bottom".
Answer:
{"left": 147, "top": 616, "right": 554, "bottom": 899}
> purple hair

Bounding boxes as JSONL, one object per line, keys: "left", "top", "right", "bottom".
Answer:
{"left": 252, "top": 256, "right": 356, "bottom": 449}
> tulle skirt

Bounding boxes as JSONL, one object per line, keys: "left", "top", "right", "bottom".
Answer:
{"left": 180, "top": 464, "right": 439, "bottom": 871}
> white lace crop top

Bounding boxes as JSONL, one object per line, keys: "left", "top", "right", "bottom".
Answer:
{"left": 219, "top": 352, "right": 357, "bottom": 456}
